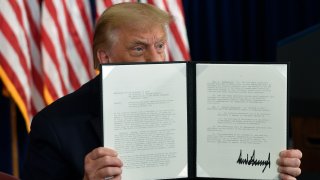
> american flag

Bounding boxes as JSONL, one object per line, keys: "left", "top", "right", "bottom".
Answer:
{"left": 0, "top": 0, "right": 190, "bottom": 130}
{"left": 0, "top": 0, "right": 45, "bottom": 131}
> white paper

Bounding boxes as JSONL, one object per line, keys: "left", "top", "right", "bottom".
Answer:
{"left": 102, "top": 63, "right": 188, "bottom": 180}
{"left": 196, "top": 64, "right": 287, "bottom": 180}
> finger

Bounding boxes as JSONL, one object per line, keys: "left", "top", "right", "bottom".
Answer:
{"left": 279, "top": 149, "right": 302, "bottom": 159}
{"left": 278, "top": 166, "right": 301, "bottom": 177}
{"left": 84, "top": 155, "right": 123, "bottom": 176}
{"left": 96, "top": 155, "right": 123, "bottom": 168}
{"left": 95, "top": 166, "right": 122, "bottom": 179}
{"left": 279, "top": 172, "right": 297, "bottom": 180}
{"left": 277, "top": 157, "right": 301, "bottom": 167}
{"left": 88, "top": 147, "right": 118, "bottom": 160}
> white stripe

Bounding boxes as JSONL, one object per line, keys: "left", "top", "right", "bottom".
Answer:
{"left": 42, "top": 47, "right": 64, "bottom": 98}
{"left": 29, "top": 36, "right": 42, "bottom": 74}
{"left": 96, "top": 0, "right": 107, "bottom": 16}
{"left": 0, "top": 31, "right": 31, "bottom": 102}
{"left": 0, "top": 1, "right": 31, "bottom": 71}
{"left": 26, "top": 0, "right": 41, "bottom": 29}
{"left": 80, "top": 0, "right": 96, "bottom": 77}
{"left": 30, "top": 81, "right": 46, "bottom": 112}
{"left": 83, "top": 0, "right": 93, "bottom": 31}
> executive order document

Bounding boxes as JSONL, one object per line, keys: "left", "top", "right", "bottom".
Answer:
{"left": 102, "top": 63, "right": 188, "bottom": 180}
{"left": 196, "top": 64, "right": 287, "bottom": 179}
{"left": 101, "top": 62, "right": 287, "bottom": 180}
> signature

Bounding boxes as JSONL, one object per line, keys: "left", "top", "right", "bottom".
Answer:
{"left": 236, "top": 149, "right": 271, "bottom": 173}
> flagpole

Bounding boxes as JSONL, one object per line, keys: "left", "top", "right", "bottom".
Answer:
{"left": 10, "top": 99, "right": 19, "bottom": 177}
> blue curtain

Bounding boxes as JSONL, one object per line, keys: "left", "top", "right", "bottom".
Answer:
{"left": 183, "top": 0, "right": 320, "bottom": 62}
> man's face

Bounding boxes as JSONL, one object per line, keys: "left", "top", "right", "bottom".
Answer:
{"left": 100, "top": 25, "right": 167, "bottom": 63}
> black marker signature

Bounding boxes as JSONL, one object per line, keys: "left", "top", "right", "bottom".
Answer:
{"left": 236, "top": 149, "right": 271, "bottom": 173}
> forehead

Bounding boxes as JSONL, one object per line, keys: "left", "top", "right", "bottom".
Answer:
{"left": 116, "top": 24, "right": 167, "bottom": 42}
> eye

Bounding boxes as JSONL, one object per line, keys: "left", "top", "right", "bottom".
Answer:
{"left": 130, "top": 46, "right": 145, "bottom": 56}
{"left": 155, "top": 42, "right": 166, "bottom": 52}
{"left": 134, "top": 46, "right": 144, "bottom": 52}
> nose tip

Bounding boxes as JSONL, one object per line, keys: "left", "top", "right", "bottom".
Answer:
{"left": 148, "top": 56, "right": 163, "bottom": 62}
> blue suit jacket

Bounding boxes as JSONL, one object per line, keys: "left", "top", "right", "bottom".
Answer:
{"left": 23, "top": 75, "right": 102, "bottom": 179}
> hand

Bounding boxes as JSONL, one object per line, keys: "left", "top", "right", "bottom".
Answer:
{"left": 277, "top": 149, "right": 302, "bottom": 180}
{"left": 83, "top": 147, "right": 123, "bottom": 180}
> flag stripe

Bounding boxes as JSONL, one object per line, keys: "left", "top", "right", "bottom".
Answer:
{"left": 41, "top": 26, "right": 68, "bottom": 97}
{"left": 1, "top": 0, "right": 97, "bottom": 130}
{"left": 0, "top": 2, "right": 32, "bottom": 82}
{"left": 45, "top": 0, "right": 78, "bottom": 92}
{"left": 62, "top": 1, "right": 91, "bottom": 84}
{"left": 0, "top": 17, "right": 32, "bottom": 94}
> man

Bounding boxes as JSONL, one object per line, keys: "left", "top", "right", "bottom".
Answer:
{"left": 23, "top": 2, "right": 302, "bottom": 180}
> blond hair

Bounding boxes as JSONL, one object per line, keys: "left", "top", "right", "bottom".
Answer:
{"left": 93, "top": 2, "right": 172, "bottom": 69}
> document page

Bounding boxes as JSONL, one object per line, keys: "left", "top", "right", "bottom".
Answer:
{"left": 102, "top": 63, "right": 188, "bottom": 180}
{"left": 196, "top": 64, "right": 287, "bottom": 179}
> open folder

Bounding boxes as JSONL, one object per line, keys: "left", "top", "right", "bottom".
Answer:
{"left": 101, "top": 62, "right": 287, "bottom": 180}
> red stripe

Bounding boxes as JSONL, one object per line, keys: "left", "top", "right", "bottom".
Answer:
{"left": 162, "top": 0, "right": 190, "bottom": 60}
{"left": 62, "top": 1, "right": 91, "bottom": 83}
{"left": 45, "top": 0, "right": 79, "bottom": 92}
{"left": 41, "top": 27, "right": 68, "bottom": 95}
{"left": 31, "top": 62, "right": 44, "bottom": 104}
{"left": 31, "top": 100, "right": 37, "bottom": 116}
{"left": 0, "top": 53, "right": 30, "bottom": 115}
{"left": 31, "top": 72, "right": 45, "bottom": 110}
{"left": 0, "top": 14, "right": 32, "bottom": 88}
{"left": 104, "top": 0, "right": 113, "bottom": 8}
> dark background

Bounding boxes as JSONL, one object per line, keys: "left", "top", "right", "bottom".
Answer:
{"left": 1, "top": 0, "right": 320, "bottom": 178}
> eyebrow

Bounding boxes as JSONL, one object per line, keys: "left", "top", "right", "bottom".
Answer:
{"left": 129, "top": 35, "right": 167, "bottom": 47}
